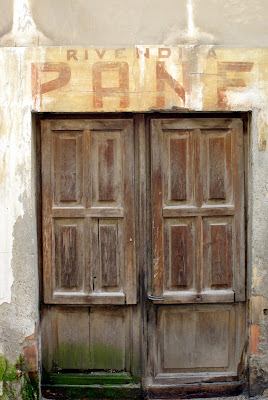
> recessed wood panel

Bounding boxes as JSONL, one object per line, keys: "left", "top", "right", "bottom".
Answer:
{"left": 91, "top": 218, "right": 123, "bottom": 294}
{"left": 170, "top": 137, "right": 187, "bottom": 201}
{"left": 98, "top": 139, "right": 116, "bottom": 201}
{"left": 203, "top": 218, "right": 233, "bottom": 290}
{"left": 99, "top": 220, "right": 119, "bottom": 288}
{"left": 171, "top": 225, "right": 188, "bottom": 286}
{"left": 91, "top": 131, "right": 122, "bottom": 207}
{"left": 54, "top": 219, "right": 84, "bottom": 291}
{"left": 54, "top": 133, "right": 84, "bottom": 206}
{"left": 163, "top": 130, "right": 194, "bottom": 207}
{"left": 89, "top": 308, "right": 127, "bottom": 371}
{"left": 164, "top": 218, "right": 195, "bottom": 291}
{"left": 209, "top": 137, "right": 226, "bottom": 199}
{"left": 201, "top": 130, "right": 232, "bottom": 206}
{"left": 211, "top": 224, "right": 231, "bottom": 287}
{"left": 159, "top": 306, "right": 232, "bottom": 372}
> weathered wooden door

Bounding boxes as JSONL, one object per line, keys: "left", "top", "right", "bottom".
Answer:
{"left": 40, "top": 116, "right": 246, "bottom": 398}
{"left": 41, "top": 118, "right": 140, "bottom": 398}
{"left": 147, "top": 117, "right": 246, "bottom": 398}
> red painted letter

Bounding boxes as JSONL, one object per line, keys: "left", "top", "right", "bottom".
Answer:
{"left": 156, "top": 61, "right": 185, "bottom": 108}
{"left": 31, "top": 62, "right": 71, "bottom": 108}
{"left": 92, "top": 62, "right": 129, "bottom": 108}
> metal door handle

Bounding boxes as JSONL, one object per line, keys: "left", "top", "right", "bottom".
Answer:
{"left": 147, "top": 294, "right": 164, "bottom": 301}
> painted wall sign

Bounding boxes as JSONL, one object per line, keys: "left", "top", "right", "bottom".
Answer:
{"left": 29, "top": 46, "right": 268, "bottom": 149}
{"left": 31, "top": 47, "right": 258, "bottom": 111}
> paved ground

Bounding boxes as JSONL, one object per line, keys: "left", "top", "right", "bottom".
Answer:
{"left": 177, "top": 396, "right": 268, "bottom": 400}
{"left": 41, "top": 396, "right": 268, "bottom": 400}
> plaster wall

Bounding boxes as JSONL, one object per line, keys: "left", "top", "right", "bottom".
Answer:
{"left": 0, "top": 1, "right": 267, "bottom": 398}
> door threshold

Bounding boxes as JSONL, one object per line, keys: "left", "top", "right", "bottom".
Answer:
{"left": 146, "top": 379, "right": 245, "bottom": 399}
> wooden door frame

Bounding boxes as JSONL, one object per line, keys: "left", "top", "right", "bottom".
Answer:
{"left": 35, "top": 111, "right": 249, "bottom": 399}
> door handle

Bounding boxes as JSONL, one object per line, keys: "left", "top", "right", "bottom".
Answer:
{"left": 147, "top": 294, "right": 164, "bottom": 301}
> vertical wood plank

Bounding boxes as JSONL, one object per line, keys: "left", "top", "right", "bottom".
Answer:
{"left": 195, "top": 129, "right": 202, "bottom": 295}
{"left": 151, "top": 119, "right": 164, "bottom": 297}
{"left": 123, "top": 120, "right": 136, "bottom": 304}
{"left": 84, "top": 130, "right": 92, "bottom": 294}
{"left": 42, "top": 120, "right": 53, "bottom": 303}
{"left": 56, "top": 308, "right": 90, "bottom": 370}
{"left": 134, "top": 114, "right": 146, "bottom": 379}
{"left": 89, "top": 308, "right": 126, "bottom": 370}
{"left": 232, "top": 119, "right": 245, "bottom": 301}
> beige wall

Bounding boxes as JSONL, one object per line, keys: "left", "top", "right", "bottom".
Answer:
{"left": 2, "top": 0, "right": 268, "bottom": 47}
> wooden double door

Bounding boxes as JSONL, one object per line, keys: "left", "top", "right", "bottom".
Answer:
{"left": 41, "top": 115, "right": 246, "bottom": 399}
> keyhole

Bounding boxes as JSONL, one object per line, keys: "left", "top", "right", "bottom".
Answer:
{"left": 93, "top": 276, "right": 97, "bottom": 290}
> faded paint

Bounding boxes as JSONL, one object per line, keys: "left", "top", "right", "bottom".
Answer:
{"left": 25, "top": 45, "right": 268, "bottom": 151}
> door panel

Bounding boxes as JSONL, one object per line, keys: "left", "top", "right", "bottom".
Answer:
{"left": 164, "top": 218, "right": 196, "bottom": 292}
{"left": 152, "top": 303, "right": 246, "bottom": 383}
{"left": 151, "top": 118, "right": 245, "bottom": 303}
{"left": 54, "top": 218, "right": 85, "bottom": 292}
{"left": 163, "top": 130, "right": 194, "bottom": 206}
{"left": 42, "top": 119, "right": 136, "bottom": 305}
{"left": 202, "top": 217, "right": 233, "bottom": 291}
{"left": 41, "top": 306, "right": 132, "bottom": 373}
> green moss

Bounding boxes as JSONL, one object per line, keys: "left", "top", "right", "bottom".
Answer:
{"left": 90, "top": 343, "right": 124, "bottom": 370}
{"left": 49, "top": 372, "right": 135, "bottom": 385}
{"left": 57, "top": 342, "right": 90, "bottom": 370}
{"left": 56, "top": 342, "right": 125, "bottom": 371}
{"left": 44, "top": 342, "right": 141, "bottom": 399}
{"left": 42, "top": 383, "right": 141, "bottom": 399}
{"left": 0, "top": 354, "right": 39, "bottom": 400}
{"left": 0, "top": 355, "right": 7, "bottom": 381}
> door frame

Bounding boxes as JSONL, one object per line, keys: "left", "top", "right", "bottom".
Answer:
{"left": 35, "top": 111, "right": 250, "bottom": 399}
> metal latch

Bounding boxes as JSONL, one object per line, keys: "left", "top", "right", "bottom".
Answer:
{"left": 147, "top": 294, "right": 164, "bottom": 301}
